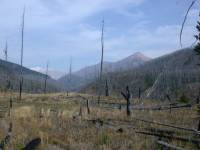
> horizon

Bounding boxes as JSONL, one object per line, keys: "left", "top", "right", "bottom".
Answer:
{"left": 30, "top": 47, "right": 191, "bottom": 79}
{"left": 0, "top": 0, "right": 199, "bottom": 73}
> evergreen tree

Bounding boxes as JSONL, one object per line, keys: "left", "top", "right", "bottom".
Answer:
{"left": 194, "top": 13, "right": 200, "bottom": 131}
{"left": 194, "top": 14, "right": 200, "bottom": 55}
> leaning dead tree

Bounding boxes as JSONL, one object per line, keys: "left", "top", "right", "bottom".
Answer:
{"left": 3, "top": 41, "right": 8, "bottom": 61}
{"left": 44, "top": 61, "right": 49, "bottom": 94}
{"left": 19, "top": 7, "right": 25, "bottom": 101}
{"left": 121, "top": 86, "right": 131, "bottom": 116}
{"left": 98, "top": 19, "right": 105, "bottom": 104}
{"left": 179, "top": 0, "right": 197, "bottom": 47}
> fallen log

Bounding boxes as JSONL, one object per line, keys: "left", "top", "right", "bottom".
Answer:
{"left": 134, "top": 118, "right": 200, "bottom": 135}
{"left": 157, "top": 140, "right": 185, "bottom": 150}
{"left": 136, "top": 130, "right": 200, "bottom": 144}
{"left": 144, "top": 127, "right": 175, "bottom": 136}
{"left": 134, "top": 104, "right": 192, "bottom": 111}
{"left": 99, "top": 103, "right": 191, "bottom": 111}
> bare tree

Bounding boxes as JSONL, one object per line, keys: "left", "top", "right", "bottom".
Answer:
{"left": 66, "top": 57, "right": 72, "bottom": 96}
{"left": 98, "top": 19, "right": 104, "bottom": 104}
{"left": 44, "top": 61, "right": 49, "bottom": 94}
{"left": 138, "top": 87, "right": 141, "bottom": 99}
{"left": 105, "top": 79, "right": 109, "bottom": 96}
{"left": 69, "top": 57, "right": 72, "bottom": 81}
{"left": 121, "top": 86, "right": 131, "bottom": 116}
{"left": 19, "top": 7, "right": 25, "bottom": 101}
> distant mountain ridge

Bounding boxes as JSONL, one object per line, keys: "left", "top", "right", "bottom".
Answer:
{"left": 0, "top": 59, "right": 60, "bottom": 93}
{"left": 74, "top": 52, "right": 151, "bottom": 77}
{"left": 58, "top": 52, "right": 151, "bottom": 91}
{"left": 83, "top": 48, "right": 200, "bottom": 101}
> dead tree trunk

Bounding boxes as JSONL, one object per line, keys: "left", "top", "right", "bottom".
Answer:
{"left": 136, "top": 130, "right": 200, "bottom": 145}
{"left": 98, "top": 19, "right": 104, "bottom": 104}
{"left": 105, "top": 79, "right": 109, "bottom": 96}
{"left": 79, "top": 103, "right": 82, "bottom": 117}
{"left": 8, "top": 97, "right": 12, "bottom": 117}
{"left": 44, "top": 62, "right": 49, "bottom": 94}
{"left": 121, "top": 86, "right": 131, "bottom": 116}
{"left": 19, "top": 7, "right": 25, "bottom": 101}
{"left": 138, "top": 87, "right": 141, "bottom": 99}
{"left": 197, "top": 88, "right": 200, "bottom": 104}
{"left": 4, "top": 41, "right": 8, "bottom": 61}
{"left": 157, "top": 140, "right": 185, "bottom": 150}
{"left": 66, "top": 57, "right": 72, "bottom": 95}
{"left": 87, "top": 99, "right": 90, "bottom": 114}
{"left": 19, "top": 77, "right": 23, "bottom": 100}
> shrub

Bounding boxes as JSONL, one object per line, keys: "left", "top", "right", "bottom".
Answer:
{"left": 178, "top": 94, "right": 190, "bottom": 103}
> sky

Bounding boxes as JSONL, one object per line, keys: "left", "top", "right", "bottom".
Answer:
{"left": 0, "top": 0, "right": 199, "bottom": 74}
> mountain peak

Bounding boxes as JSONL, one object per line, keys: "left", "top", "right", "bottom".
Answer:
{"left": 129, "top": 52, "right": 151, "bottom": 61}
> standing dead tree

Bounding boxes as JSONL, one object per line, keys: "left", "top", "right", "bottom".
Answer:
{"left": 78, "top": 95, "right": 90, "bottom": 115}
{"left": 86, "top": 99, "right": 90, "bottom": 114}
{"left": 66, "top": 57, "right": 72, "bottom": 96}
{"left": 69, "top": 57, "right": 72, "bottom": 81}
{"left": 98, "top": 19, "right": 104, "bottom": 104}
{"left": 138, "top": 87, "right": 141, "bottom": 99}
{"left": 44, "top": 62, "right": 49, "bottom": 94}
{"left": 19, "top": 7, "right": 25, "bottom": 101}
{"left": 121, "top": 86, "right": 131, "bottom": 116}
{"left": 105, "top": 79, "right": 109, "bottom": 96}
{"left": 3, "top": 41, "right": 8, "bottom": 61}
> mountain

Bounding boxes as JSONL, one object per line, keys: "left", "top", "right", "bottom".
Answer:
{"left": 58, "top": 52, "right": 151, "bottom": 91}
{"left": 83, "top": 48, "right": 200, "bottom": 101}
{"left": 0, "top": 60, "right": 61, "bottom": 93}
{"left": 74, "top": 52, "right": 151, "bottom": 77}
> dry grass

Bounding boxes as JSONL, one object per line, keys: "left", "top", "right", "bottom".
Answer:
{"left": 0, "top": 92, "right": 199, "bottom": 150}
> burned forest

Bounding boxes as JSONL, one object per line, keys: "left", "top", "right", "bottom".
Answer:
{"left": 0, "top": 0, "right": 200, "bottom": 150}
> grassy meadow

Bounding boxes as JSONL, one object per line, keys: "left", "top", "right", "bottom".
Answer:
{"left": 0, "top": 92, "right": 199, "bottom": 150}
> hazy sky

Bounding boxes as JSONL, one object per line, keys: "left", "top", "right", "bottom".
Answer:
{"left": 0, "top": 0, "right": 199, "bottom": 72}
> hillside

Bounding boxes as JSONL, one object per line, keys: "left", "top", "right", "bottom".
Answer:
{"left": 83, "top": 48, "right": 200, "bottom": 101}
{"left": 58, "top": 52, "right": 151, "bottom": 91}
{"left": 0, "top": 59, "right": 60, "bottom": 93}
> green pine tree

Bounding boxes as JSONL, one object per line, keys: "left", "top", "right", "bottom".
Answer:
{"left": 194, "top": 16, "right": 200, "bottom": 55}
{"left": 194, "top": 14, "right": 200, "bottom": 131}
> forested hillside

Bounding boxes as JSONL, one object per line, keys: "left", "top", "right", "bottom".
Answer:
{"left": 0, "top": 59, "right": 60, "bottom": 93}
{"left": 83, "top": 48, "right": 200, "bottom": 101}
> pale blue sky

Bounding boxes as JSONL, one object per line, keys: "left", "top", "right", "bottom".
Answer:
{"left": 0, "top": 0, "right": 199, "bottom": 72}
